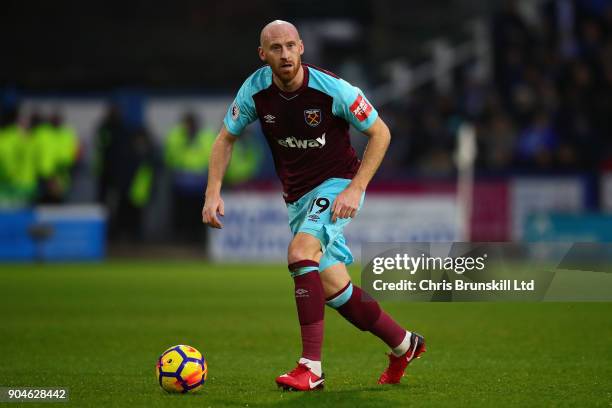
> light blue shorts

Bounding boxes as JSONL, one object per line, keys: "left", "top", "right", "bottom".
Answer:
{"left": 287, "top": 178, "right": 365, "bottom": 271}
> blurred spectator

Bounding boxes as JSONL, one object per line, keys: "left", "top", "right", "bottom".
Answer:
{"left": 95, "top": 104, "right": 126, "bottom": 205}
{"left": 12, "top": 111, "right": 38, "bottom": 202}
{"left": 416, "top": 105, "right": 455, "bottom": 176}
{"left": 0, "top": 106, "right": 34, "bottom": 204}
{"left": 375, "top": 0, "right": 612, "bottom": 176}
{"left": 516, "top": 111, "right": 559, "bottom": 168}
{"left": 115, "top": 126, "right": 158, "bottom": 242}
{"left": 492, "top": 0, "right": 534, "bottom": 107}
{"left": 164, "top": 112, "right": 262, "bottom": 244}
{"left": 223, "top": 128, "right": 262, "bottom": 185}
{"left": 34, "top": 111, "right": 80, "bottom": 203}
{"left": 164, "top": 113, "right": 214, "bottom": 244}
{"left": 479, "top": 112, "right": 516, "bottom": 170}
{"left": 95, "top": 104, "right": 158, "bottom": 242}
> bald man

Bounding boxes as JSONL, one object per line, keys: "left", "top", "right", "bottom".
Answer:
{"left": 203, "top": 20, "right": 425, "bottom": 391}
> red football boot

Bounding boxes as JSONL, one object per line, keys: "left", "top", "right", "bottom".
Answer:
{"left": 276, "top": 363, "right": 325, "bottom": 391}
{"left": 378, "top": 333, "right": 426, "bottom": 384}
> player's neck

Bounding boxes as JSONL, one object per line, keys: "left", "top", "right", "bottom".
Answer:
{"left": 273, "top": 65, "right": 304, "bottom": 92}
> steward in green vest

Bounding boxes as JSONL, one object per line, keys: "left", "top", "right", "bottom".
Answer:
{"left": 164, "top": 113, "right": 262, "bottom": 243}
{"left": 0, "top": 107, "right": 36, "bottom": 205}
{"left": 117, "top": 126, "right": 158, "bottom": 242}
{"left": 164, "top": 113, "right": 214, "bottom": 243}
{"left": 164, "top": 114, "right": 261, "bottom": 185}
{"left": 165, "top": 113, "right": 214, "bottom": 174}
{"left": 223, "top": 128, "right": 262, "bottom": 185}
{"left": 33, "top": 112, "right": 79, "bottom": 203}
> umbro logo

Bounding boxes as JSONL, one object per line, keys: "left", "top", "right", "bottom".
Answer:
{"left": 295, "top": 288, "right": 309, "bottom": 298}
{"left": 264, "top": 114, "right": 275, "bottom": 124}
{"left": 308, "top": 214, "right": 320, "bottom": 222}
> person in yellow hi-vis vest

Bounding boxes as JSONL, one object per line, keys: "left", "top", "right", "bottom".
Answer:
{"left": 165, "top": 113, "right": 213, "bottom": 174}
{"left": 165, "top": 112, "right": 262, "bottom": 243}
{"left": 117, "top": 126, "right": 157, "bottom": 242}
{"left": 32, "top": 112, "right": 80, "bottom": 203}
{"left": 223, "top": 129, "right": 262, "bottom": 185}
{"left": 50, "top": 112, "right": 79, "bottom": 194}
{"left": 164, "top": 113, "right": 215, "bottom": 243}
{"left": 0, "top": 107, "right": 37, "bottom": 205}
{"left": 0, "top": 108, "right": 21, "bottom": 198}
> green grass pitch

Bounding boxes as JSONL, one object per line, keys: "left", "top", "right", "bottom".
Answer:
{"left": 0, "top": 261, "right": 610, "bottom": 407}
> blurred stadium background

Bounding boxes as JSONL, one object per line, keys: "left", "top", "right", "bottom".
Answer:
{"left": 2, "top": 0, "right": 612, "bottom": 261}
{"left": 2, "top": 1, "right": 612, "bottom": 406}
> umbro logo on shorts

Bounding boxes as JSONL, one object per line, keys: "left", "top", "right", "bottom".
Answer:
{"left": 308, "top": 214, "right": 320, "bottom": 222}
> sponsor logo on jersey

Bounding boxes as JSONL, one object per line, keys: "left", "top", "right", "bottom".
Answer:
{"left": 349, "top": 94, "right": 372, "bottom": 122}
{"left": 277, "top": 133, "right": 326, "bottom": 149}
{"left": 231, "top": 102, "right": 240, "bottom": 121}
{"left": 264, "top": 114, "right": 276, "bottom": 124}
{"left": 304, "top": 109, "right": 322, "bottom": 127}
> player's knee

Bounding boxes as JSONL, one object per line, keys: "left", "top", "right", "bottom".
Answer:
{"left": 287, "top": 248, "right": 310, "bottom": 264}
{"left": 320, "top": 264, "right": 351, "bottom": 298}
{"left": 288, "top": 259, "right": 320, "bottom": 279}
{"left": 287, "top": 238, "right": 320, "bottom": 264}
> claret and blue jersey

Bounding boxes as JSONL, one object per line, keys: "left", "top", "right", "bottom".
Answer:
{"left": 223, "top": 63, "right": 378, "bottom": 202}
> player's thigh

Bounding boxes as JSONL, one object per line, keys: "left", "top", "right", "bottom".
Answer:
{"left": 287, "top": 232, "right": 323, "bottom": 263}
{"left": 320, "top": 262, "right": 351, "bottom": 298}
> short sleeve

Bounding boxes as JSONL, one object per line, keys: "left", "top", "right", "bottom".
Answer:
{"left": 223, "top": 80, "right": 258, "bottom": 136}
{"left": 331, "top": 79, "right": 378, "bottom": 132}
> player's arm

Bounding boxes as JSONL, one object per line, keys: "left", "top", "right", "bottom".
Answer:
{"left": 331, "top": 117, "right": 391, "bottom": 222}
{"left": 204, "top": 69, "right": 259, "bottom": 228}
{"left": 202, "top": 125, "right": 238, "bottom": 229}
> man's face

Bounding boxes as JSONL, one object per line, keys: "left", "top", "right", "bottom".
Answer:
{"left": 259, "top": 27, "right": 304, "bottom": 83}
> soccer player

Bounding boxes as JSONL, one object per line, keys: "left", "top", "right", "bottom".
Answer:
{"left": 202, "top": 20, "right": 425, "bottom": 391}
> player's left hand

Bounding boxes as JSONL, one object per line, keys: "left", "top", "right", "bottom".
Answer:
{"left": 331, "top": 185, "right": 362, "bottom": 222}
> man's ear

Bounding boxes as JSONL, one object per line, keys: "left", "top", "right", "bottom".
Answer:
{"left": 299, "top": 40, "right": 304, "bottom": 56}
{"left": 258, "top": 46, "right": 266, "bottom": 62}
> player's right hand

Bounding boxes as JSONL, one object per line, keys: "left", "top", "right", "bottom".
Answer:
{"left": 202, "top": 195, "right": 225, "bottom": 229}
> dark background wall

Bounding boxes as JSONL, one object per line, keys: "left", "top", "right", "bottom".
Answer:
{"left": 0, "top": 0, "right": 497, "bottom": 91}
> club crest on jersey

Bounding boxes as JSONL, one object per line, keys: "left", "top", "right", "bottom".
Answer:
{"left": 304, "top": 109, "right": 322, "bottom": 127}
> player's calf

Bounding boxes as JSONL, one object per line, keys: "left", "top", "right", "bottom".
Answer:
{"left": 326, "top": 282, "right": 425, "bottom": 382}
{"left": 278, "top": 260, "right": 326, "bottom": 390}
